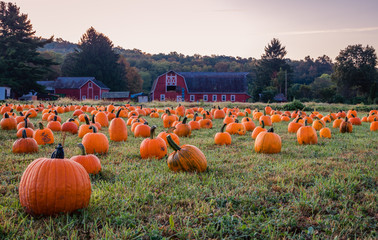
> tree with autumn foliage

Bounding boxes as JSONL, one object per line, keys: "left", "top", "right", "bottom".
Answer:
{"left": 118, "top": 56, "right": 143, "bottom": 93}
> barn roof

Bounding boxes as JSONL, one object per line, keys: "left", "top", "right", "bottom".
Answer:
{"left": 177, "top": 72, "right": 249, "bottom": 93}
{"left": 38, "top": 77, "right": 110, "bottom": 90}
{"left": 102, "top": 91, "right": 130, "bottom": 99}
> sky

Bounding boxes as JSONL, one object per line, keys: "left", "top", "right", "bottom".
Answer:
{"left": 13, "top": 0, "right": 378, "bottom": 60}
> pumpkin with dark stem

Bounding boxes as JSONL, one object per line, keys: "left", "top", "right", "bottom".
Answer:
{"left": 19, "top": 144, "right": 91, "bottom": 216}
{"left": 134, "top": 122, "right": 151, "bottom": 138}
{"left": 91, "top": 114, "right": 102, "bottom": 130}
{"left": 78, "top": 115, "right": 96, "bottom": 138}
{"left": 16, "top": 113, "right": 34, "bottom": 130}
{"left": 226, "top": 119, "right": 246, "bottom": 135}
{"left": 174, "top": 117, "right": 192, "bottom": 137}
{"left": 242, "top": 117, "right": 256, "bottom": 131}
{"left": 214, "top": 124, "right": 232, "bottom": 145}
{"left": 251, "top": 120, "right": 267, "bottom": 139}
{"left": 157, "top": 127, "right": 180, "bottom": 146}
{"left": 199, "top": 114, "right": 213, "bottom": 129}
{"left": 13, "top": 129, "right": 39, "bottom": 153}
{"left": 254, "top": 128, "right": 281, "bottom": 154}
{"left": 61, "top": 119, "right": 78, "bottom": 134}
{"left": 188, "top": 114, "right": 200, "bottom": 130}
{"left": 166, "top": 135, "right": 207, "bottom": 172}
{"left": 297, "top": 120, "right": 318, "bottom": 145}
{"left": 33, "top": 122, "right": 54, "bottom": 145}
{"left": 1, "top": 112, "right": 17, "bottom": 130}
{"left": 108, "top": 109, "right": 128, "bottom": 142}
{"left": 340, "top": 117, "right": 353, "bottom": 133}
{"left": 82, "top": 126, "right": 109, "bottom": 154}
{"left": 223, "top": 112, "right": 235, "bottom": 124}
{"left": 214, "top": 106, "right": 225, "bottom": 119}
{"left": 333, "top": 117, "right": 343, "bottom": 128}
{"left": 370, "top": 118, "right": 378, "bottom": 131}
{"left": 319, "top": 126, "right": 332, "bottom": 138}
{"left": 140, "top": 126, "right": 167, "bottom": 159}
{"left": 349, "top": 114, "right": 362, "bottom": 125}
{"left": 163, "top": 110, "right": 177, "bottom": 128}
{"left": 47, "top": 116, "right": 62, "bottom": 132}
{"left": 288, "top": 117, "right": 303, "bottom": 133}
{"left": 70, "top": 143, "right": 101, "bottom": 175}
{"left": 95, "top": 111, "right": 109, "bottom": 127}
{"left": 259, "top": 110, "right": 272, "bottom": 126}
{"left": 16, "top": 117, "right": 34, "bottom": 138}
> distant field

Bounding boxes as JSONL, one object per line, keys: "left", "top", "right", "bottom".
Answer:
{"left": 0, "top": 101, "right": 377, "bottom": 239}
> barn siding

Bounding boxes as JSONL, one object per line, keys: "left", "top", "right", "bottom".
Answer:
{"left": 55, "top": 89, "right": 80, "bottom": 100}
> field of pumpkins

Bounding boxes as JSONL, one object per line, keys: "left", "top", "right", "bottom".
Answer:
{"left": 0, "top": 101, "right": 377, "bottom": 239}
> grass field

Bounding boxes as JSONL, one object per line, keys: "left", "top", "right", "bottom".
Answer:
{"left": 0, "top": 102, "right": 377, "bottom": 239}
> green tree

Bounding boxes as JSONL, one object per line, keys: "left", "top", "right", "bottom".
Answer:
{"left": 118, "top": 55, "right": 143, "bottom": 93}
{"left": 61, "top": 27, "right": 126, "bottom": 91}
{"left": 0, "top": 1, "right": 55, "bottom": 96}
{"left": 332, "top": 44, "right": 377, "bottom": 100}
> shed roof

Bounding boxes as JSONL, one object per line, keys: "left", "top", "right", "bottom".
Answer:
{"left": 177, "top": 72, "right": 249, "bottom": 93}
{"left": 102, "top": 91, "right": 130, "bottom": 99}
{"left": 38, "top": 77, "right": 110, "bottom": 90}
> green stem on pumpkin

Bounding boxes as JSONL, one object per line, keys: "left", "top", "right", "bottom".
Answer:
{"left": 167, "top": 135, "right": 181, "bottom": 151}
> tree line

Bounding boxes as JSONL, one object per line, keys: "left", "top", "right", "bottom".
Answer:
{"left": 1, "top": 1, "right": 377, "bottom": 104}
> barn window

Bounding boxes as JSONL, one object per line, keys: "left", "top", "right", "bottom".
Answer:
{"left": 231, "top": 95, "right": 235, "bottom": 102}
{"left": 190, "top": 95, "right": 195, "bottom": 102}
{"left": 166, "top": 86, "right": 176, "bottom": 92}
{"left": 203, "top": 95, "right": 208, "bottom": 102}
{"left": 95, "top": 95, "right": 98, "bottom": 100}
{"left": 160, "top": 94, "right": 165, "bottom": 101}
{"left": 88, "top": 82, "right": 92, "bottom": 88}
{"left": 222, "top": 95, "right": 226, "bottom": 101}
{"left": 212, "top": 95, "right": 217, "bottom": 101}
{"left": 82, "top": 95, "right": 86, "bottom": 100}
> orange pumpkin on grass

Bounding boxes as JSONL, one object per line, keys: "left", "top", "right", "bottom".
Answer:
{"left": 254, "top": 127, "right": 281, "bottom": 154}
{"left": 70, "top": 143, "right": 101, "bottom": 175}
{"left": 140, "top": 126, "right": 167, "bottom": 159}
{"left": 82, "top": 126, "right": 109, "bottom": 154}
{"left": 214, "top": 124, "right": 232, "bottom": 145}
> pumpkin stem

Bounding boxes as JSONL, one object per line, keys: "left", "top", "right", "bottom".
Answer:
{"left": 77, "top": 143, "right": 86, "bottom": 155}
{"left": 295, "top": 117, "right": 302, "bottom": 123}
{"left": 235, "top": 119, "right": 239, "bottom": 123}
{"left": 51, "top": 144, "right": 64, "bottom": 159}
{"left": 38, "top": 122, "right": 44, "bottom": 130}
{"left": 246, "top": 117, "right": 250, "bottom": 122}
{"left": 53, "top": 115, "right": 57, "bottom": 121}
{"left": 268, "top": 128, "right": 274, "bottom": 133}
{"left": 68, "top": 118, "right": 75, "bottom": 122}
{"left": 89, "top": 125, "right": 97, "bottom": 133}
{"left": 194, "top": 113, "right": 198, "bottom": 120}
{"left": 167, "top": 135, "right": 181, "bottom": 151}
{"left": 19, "top": 112, "right": 24, "bottom": 116}
{"left": 351, "top": 114, "right": 355, "bottom": 118}
{"left": 116, "top": 109, "right": 122, "bottom": 118}
{"left": 91, "top": 114, "right": 96, "bottom": 124}
{"left": 22, "top": 129, "right": 27, "bottom": 138}
{"left": 150, "top": 125, "right": 157, "bottom": 139}
{"left": 304, "top": 119, "right": 308, "bottom": 126}
{"left": 220, "top": 123, "right": 227, "bottom": 133}
{"left": 246, "top": 112, "right": 249, "bottom": 117}
{"left": 84, "top": 115, "right": 90, "bottom": 125}
{"left": 24, "top": 118, "right": 28, "bottom": 129}
{"left": 144, "top": 121, "right": 149, "bottom": 125}
{"left": 54, "top": 110, "right": 58, "bottom": 115}
{"left": 345, "top": 117, "right": 349, "bottom": 122}
{"left": 182, "top": 117, "right": 188, "bottom": 124}
{"left": 4, "top": 113, "right": 9, "bottom": 118}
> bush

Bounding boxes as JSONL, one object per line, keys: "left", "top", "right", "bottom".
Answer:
{"left": 283, "top": 99, "right": 305, "bottom": 110}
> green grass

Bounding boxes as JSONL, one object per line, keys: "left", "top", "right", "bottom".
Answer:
{"left": 0, "top": 104, "right": 377, "bottom": 239}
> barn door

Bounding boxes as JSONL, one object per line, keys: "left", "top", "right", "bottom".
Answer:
{"left": 176, "top": 96, "right": 182, "bottom": 102}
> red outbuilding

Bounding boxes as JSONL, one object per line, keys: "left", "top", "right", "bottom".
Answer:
{"left": 150, "top": 71, "right": 251, "bottom": 102}
{"left": 38, "top": 77, "right": 110, "bottom": 101}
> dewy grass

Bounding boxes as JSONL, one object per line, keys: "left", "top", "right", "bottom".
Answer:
{"left": 0, "top": 103, "right": 377, "bottom": 239}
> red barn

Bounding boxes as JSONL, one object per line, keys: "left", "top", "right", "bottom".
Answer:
{"left": 38, "top": 77, "right": 110, "bottom": 101}
{"left": 150, "top": 71, "right": 250, "bottom": 102}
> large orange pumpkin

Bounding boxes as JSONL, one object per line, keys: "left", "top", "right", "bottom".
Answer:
{"left": 166, "top": 135, "right": 207, "bottom": 172}
{"left": 297, "top": 120, "right": 318, "bottom": 145}
{"left": 13, "top": 130, "right": 39, "bottom": 153}
{"left": 108, "top": 109, "right": 128, "bottom": 142}
{"left": 82, "top": 126, "right": 109, "bottom": 154}
{"left": 19, "top": 144, "right": 91, "bottom": 216}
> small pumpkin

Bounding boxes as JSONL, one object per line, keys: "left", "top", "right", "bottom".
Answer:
{"left": 47, "top": 115, "right": 62, "bottom": 132}
{"left": 134, "top": 121, "right": 151, "bottom": 138}
{"left": 1, "top": 112, "right": 17, "bottom": 130}
{"left": 78, "top": 115, "right": 95, "bottom": 138}
{"left": 174, "top": 117, "right": 192, "bottom": 137}
{"left": 225, "top": 119, "right": 246, "bottom": 135}
{"left": 95, "top": 111, "right": 109, "bottom": 127}
{"left": 61, "top": 118, "right": 78, "bottom": 134}
{"left": 13, "top": 129, "right": 39, "bottom": 153}
{"left": 340, "top": 117, "right": 353, "bottom": 133}
{"left": 82, "top": 126, "right": 109, "bottom": 154}
{"left": 19, "top": 144, "right": 91, "bottom": 216}
{"left": 33, "top": 122, "right": 54, "bottom": 145}
{"left": 16, "top": 117, "right": 34, "bottom": 138}
{"left": 251, "top": 120, "right": 267, "bottom": 139}
{"left": 333, "top": 117, "right": 343, "bottom": 128}
{"left": 109, "top": 109, "right": 128, "bottom": 142}
{"left": 370, "top": 118, "right": 377, "bottom": 131}
{"left": 70, "top": 143, "right": 101, "bottom": 175}
{"left": 166, "top": 135, "right": 207, "bottom": 172}
{"left": 157, "top": 127, "right": 180, "bottom": 146}
{"left": 254, "top": 128, "right": 281, "bottom": 154}
{"left": 140, "top": 126, "right": 167, "bottom": 159}
{"left": 288, "top": 117, "right": 303, "bottom": 133}
{"left": 242, "top": 117, "right": 256, "bottom": 131}
{"left": 214, "top": 124, "right": 232, "bottom": 145}
{"left": 319, "top": 127, "right": 331, "bottom": 138}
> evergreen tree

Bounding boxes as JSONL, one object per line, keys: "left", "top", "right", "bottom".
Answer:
{"left": 61, "top": 27, "right": 126, "bottom": 91}
{"left": 0, "top": 1, "right": 55, "bottom": 96}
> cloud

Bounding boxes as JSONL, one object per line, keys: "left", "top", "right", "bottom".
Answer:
{"left": 278, "top": 27, "right": 378, "bottom": 36}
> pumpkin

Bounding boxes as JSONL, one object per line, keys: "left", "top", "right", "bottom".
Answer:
{"left": 370, "top": 118, "right": 378, "bottom": 131}
{"left": 188, "top": 115, "right": 200, "bottom": 130}
{"left": 223, "top": 112, "right": 235, "bottom": 124}
{"left": 150, "top": 110, "right": 159, "bottom": 118}
{"left": 70, "top": 143, "right": 101, "bottom": 175}
{"left": 349, "top": 114, "right": 362, "bottom": 125}
{"left": 47, "top": 115, "right": 62, "bottom": 132}
{"left": 82, "top": 126, "right": 109, "bottom": 154}
{"left": 214, "top": 107, "right": 225, "bottom": 119}
{"left": 297, "top": 120, "right": 318, "bottom": 145}
{"left": 288, "top": 117, "right": 303, "bottom": 133}
{"left": 16, "top": 117, "right": 34, "bottom": 138}
{"left": 13, "top": 129, "right": 39, "bottom": 153}
{"left": 319, "top": 127, "right": 331, "bottom": 138}
{"left": 95, "top": 111, "right": 109, "bottom": 127}
{"left": 242, "top": 117, "right": 256, "bottom": 131}
{"left": 214, "top": 124, "right": 232, "bottom": 145}
{"left": 332, "top": 117, "right": 343, "bottom": 128}
{"left": 108, "top": 109, "right": 128, "bottom": 142}
{"left": 312, "top": 118, "right": 325, "bottom": 131}
{"left": 78, "top": 115, "right": 95, "bottom": 138}
{"left": 174, "top": 117, "right": 191, "bottom": 137}
{"left": 91, "top": 114, "right": 102, "bottom": 130}
{"left": 271, "top": 114, "right": 281, "bottom": 123}
{"left": 163, "top": 110, "right": 177, "bottom": 128}
{"left": 166, "top": 135, "right": 207, "bottom": 172}
{"left": 199, "top": 114, "right": 213, "bottom": 129}
{"left": 254, "top": 128, "right": 281, "bottom": 154}
{"left": 157, "top": 128, "right": 180, "bottom": 146}
{"left": 61, "top": 118, "right": 78, "bottom": 134}
{"left": 347, "top": 109, "right": 357, "bottom": 118}
{"left": 259, "top": 112, "right": 272, "bottom": 126}
{"left": 225, "top": 119, "right": 246, "bottom": 135}
{"left": 16, "top": 113, "right": 34, "bottom": 130}
{"left": 251, "top": 120, "right": 267, "bottom": 139}
{"left": 265, "top": 105, "right": 272, "bottom": 115}
{"left": 176, "top": 104, "right": 185, "bottom": 117}
{"left": 1, "top": 112, "right": 17, "bottom": 130}
{"left": 19, "top": 144, "right": 91, "bottom": 216}
{"left": 140, "top": 126, "right": 167, "bottom": 159}
{"left": 340, "top": 117, "right": 353, "bottom": 133}
{"left": 47, "top": 110, "right": 61, "bottom": 122}
{"left": 134, "top": 122, "right": 151, "bottom": 138}
{"left": 33, "top": 122, "right": 54, "bottom": 145}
